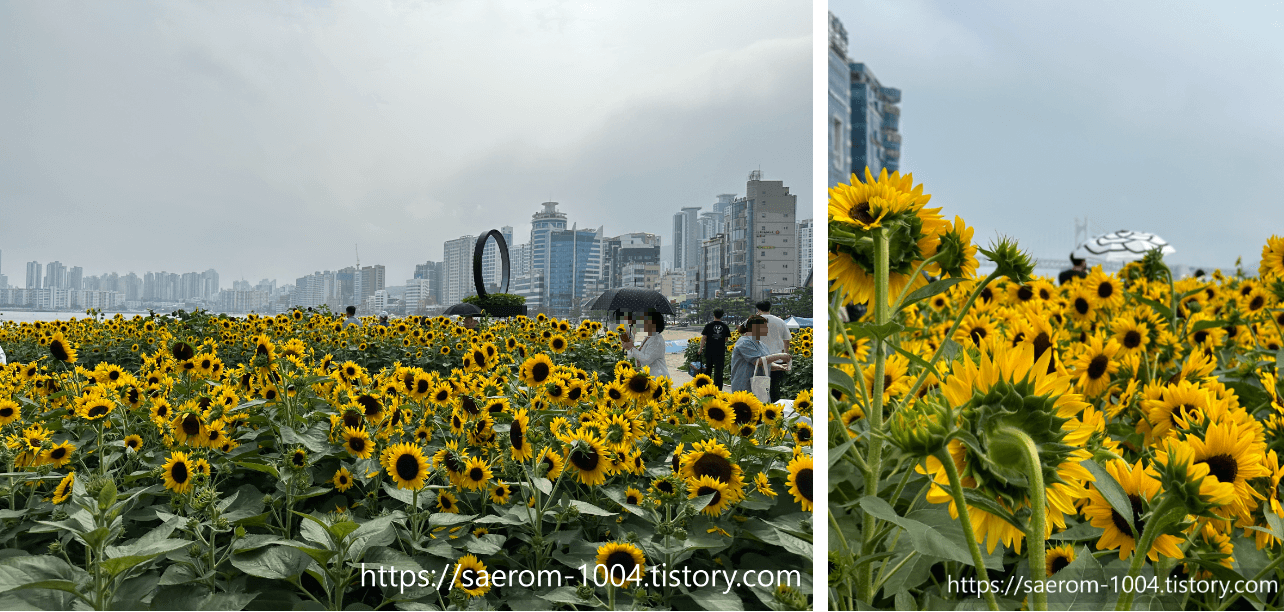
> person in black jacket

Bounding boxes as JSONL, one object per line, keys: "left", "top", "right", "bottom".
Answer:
{"left": 1059, "top": 254, "right": 1088, "bottom": 285}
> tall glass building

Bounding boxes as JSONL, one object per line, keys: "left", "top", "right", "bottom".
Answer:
{"left": 829, "top": 12, "right": 902, "bottom": 186}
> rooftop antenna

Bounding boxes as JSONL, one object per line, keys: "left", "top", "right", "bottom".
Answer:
{"left": 355, "top": 244, "right": 360, "bottom": 269}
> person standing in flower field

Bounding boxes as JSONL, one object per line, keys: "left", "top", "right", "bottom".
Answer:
{"left": 729, "top": 315, "right": 791, "bottom": 394}
{"left": 756, "top": 300, "right": 791, "bottom": 402}
{"left": 699, "top": 308, "right": 731, "bottom": 389}
{"left": 1058, "top": 253, "right": 1087, "bottom": 285}
{"left": 0, "top": 342, "right": 6, "bottom": 365}
{"left": 622, "top": 309, "right": 669, "bottom": 378}
{"left": 343, "top": 305, "right": 362, "bottom": 328}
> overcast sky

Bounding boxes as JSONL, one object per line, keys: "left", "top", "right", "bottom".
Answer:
{"left": 830, "top": 0, "right": 1284, "bottom": 270}
{"left": 0, "top": 1, "right": 810, "bottom": 287}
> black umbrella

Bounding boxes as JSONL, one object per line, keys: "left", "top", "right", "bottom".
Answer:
{"left": 588, "top": 287, "right": 674, "bottom": 315}
{"left": 442, "top": 303, "right": 483, "bottom": 316}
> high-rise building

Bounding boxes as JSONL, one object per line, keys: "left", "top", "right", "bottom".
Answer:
{"left": 797, "top": 219, "right": 813, "bottom": 284}
{"left": 726, "top": 171, "right": 799, "bottom": 301}
{"left": 521, "top": 202, "right": 602, "bottom": 317}
{"left": 68, "top": 266, "right": 83, "bottom": 291}
{"left": 356, "top": 265, "right": 385, "bottom": 301}
{"left": 672, "top": 206, "right": 702, "bottom": 271}
{"left": 830, "top": 12, "right": 901, "bottom": 185}
{"left": 601, "top": 233, "right": 661, "bottom": 289}
{"left": 26, "top": 261, "right": 41, "bottom": 290}
{"left": 442, "top": 236, "right": 476, "bottom": 306}
{"left": 414, "top": 261, "right": 443, "bottom": 305}
{"left": 829, "top": 12, "right": 853, "bottom": 188}
{"left": 45, "top": 261, "right": 67, "bottom": 290}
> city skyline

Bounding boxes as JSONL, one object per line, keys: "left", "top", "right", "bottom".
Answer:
{"left": 0, "top": 2, "right": 810, "bottom": 286}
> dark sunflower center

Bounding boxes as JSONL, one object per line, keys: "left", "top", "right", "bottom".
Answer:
{"left": 349, "top": 437, "right": 366, "bottom": 452}
{"left": 1050, "top": 555, "right": 1071, "bottom": 574}
{"left": 1200, "top": 454, "right": 1238, "bottom": 483}
{"left": 656, "top": 480, "right": 674, "bottom": 494}
{"left": 605, "top": 550, "right": 637, "bottom": 574}
{"left": 445, "top": 453, "right": 461, "bottom": 473}
{"left": 51, "top": 341, "right": 70, "bottom": 361}
{"left": 1087, "top": 355, "right": 1109, "bottom": 379}
{"left": 796, "top": 468, "right": 813, "bottom": 500}
{"left": 798, "top": 428, "right": 811, "bottom": 442}
{"left": 1074, "top": 297, "right": 1090, "bottom": 315}
{"left": 293, "top": 453, "right": 305, "bottom": 467}
{"left": 627, "top": 494, "right": 640, "bottom": 505}
{"left": 628, "top": 375, "right": 649, "bottom": 393}
{"left": 568, "top": 386, "right": 583, "bottom": 401}
{"left": 127, "top": 438, "right": 139, "bottom": 448}
{"left": 708, "top": 406, "right": 726, "bottom": 422}
{"left": 88, "top": 404, "right": 109, "bottom": 417}
{"left": 541, "top": 455, "right": 556, "bottom": 473}
{"left": 1123, "top": 330, "right": 1142, "bottom": 349}
{"left": 343, "top": 412, "right": 362, "bottom": 428}
{"left": 172, "top": 462, "right": 189, "bottom": 484}
{"left": 395, "top": 453, "right": 421, "bottom": 481}
{"left": 356, "top": 395, "right": 380, "bottom": 417}
{"left": 441, "top": 497, "right": 453, "bottom": 509}
{"left": 511, "top": 423, "right": 525, "bottom": 449}
{"left": 1018, "top": 286, "right": 1034, "bottom": 301}
{"left": 469, "top": 467, "right": 484, "bottom": 481}
{"left": 1097, "top": 282, "right": 1114, "bottom": 299}
{"left": 692, "top": 453, "right": 733, "bottom": 483}
{"left": 850, "top": 201, "right": 875, "bottom": 224}
{"left": 970, "top": 327, "right": 987, "bottom": 344}
{"left": 172, "top": 342, "right": 193, "bottom": 360}
{"left": 1194, "top": 331, "right": 1208, "bottom": 344}
{"left": 532, "top": 362, "right": 550, "bottom": 382}
{"left": 1250, "top": 296, "right": 1265, "bottom": 311}
{"left": 697, "top": 485, "right": 722, "bottom": 507}
{"left": 182, "top": 415, "right": 201, "bottom": 435}
{"left": 570, "top": 446, "right": 601, "bottom": 472}
{"left": 731, "top": 402, "right": 754, "bottom": 424}
{"left": 50, "top": 447, "right": 67, "bottom": 460}
{"left": 1110, "top": 494, "right": 1145, "bottom": 537}
{"left": 1032, "top": 332, "right": 1052, "bottom": 361}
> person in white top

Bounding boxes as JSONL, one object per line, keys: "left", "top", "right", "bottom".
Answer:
{"left": 0, "top": 343, "right": 6, "bottom": 366}
{"left": 622, "top": 310, "right": 670, "bottom": 379}
{"left": 755, "top": 300, "right": 791, "bottom": 402}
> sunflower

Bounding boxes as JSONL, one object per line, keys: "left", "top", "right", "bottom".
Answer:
{"left": 953, "top": 312, "right": 998, "bottom": 347}
{"left": 41, "top": 441, "right": 76, "bottom": 468}
{"left": 1046, "top": 544, "right": 1076, "bottom": 575}
{"left": 123, "top": 434, "right": 143, "bottom": 452}
{"left": 520, "top": 355, "right": 555, "bottom": 387}
{"left": 510, "top": 409, "right": 533, "bottom": 461}
{"left": 564, "top": 431, "right": 610, "bottom": 486}
{"left": 342, "top": 426, "right": 375, "bottom": 459}
{"left": 594, "top": 542, "right": 646, "bottom": 587}
{"left": 162, "top": 451, "right": 196, "bottom": 494}
{"left": 1110, "top": 317, "right": 1151, "bottom": 355}
{"left": 1066, "top": 288, "right": 1099, "bottom": 324}
{"left": 408, "top": 372, "right": 434, "bottom": 400}
{"left": 1083, "top": 269, "right": 1124, "bottom": 310}
{"left": 430, "top": 383, "right": 454, "bottom": 407}
{"left": 549, "top": 335, "right": 568, "bottom": 353}
{"left": 625, "top": 486, "right": 645, "bottom": 507}
{"left": 1184, "top": 420, "right": 1270, "bottom": 516}
{"left": 1068, "top": 335, "right": 1120, "bottom": 398}
{"left": 78, "top": 396, "right": 115, "bottom": 421}
{"left": 1083, "top": 459, "right": 1184, "bottom": 561}
{"left": 333, "top": 467, "right": 355, "bottom": 492}
{"left": 290, "top": 448, "right": 308, "bottom": 469}
{"left": 1142, "top": 380, "right": 1210, "bottom": 441}
{"left": 382, "top": 443, "right": 429, "bottom": 490}
{"left": 48, "top": 332, "right": 77, "bottom": 363}
{"left": 490, "top": 482, "right": 513, "bottom": 504}
{"left": 53, "top": 472, "right": 75, "bottom": 504}
{"left": 453, "top": 554, "right": 490, "bottom": 597}
{"left": 0, "top": 400, "right": 20, "bottom": 426}
{"left": 460, "top": 457, "right": 493, "bottom": 491}
{"left": 1260, "top": 235, "right": 1284, "bottom": 279}
{"left": 680, "top": 440, "right": 745, "bottom": 500}
{"left": 437, "top": 491, "right": 459, "bottom": 513}
{"left": 754, "top": 472, "right": 778, "bottom": 498}
{"left": 725, "top": 391, "right": 762, "bottom": 428}
{"left": 623, "top": 369, "right": 653, "bottom": 399}
{"left": 536, "top": 447, "right": 564, "bottom": 479}
{"left": 787, "top": 455, "right": 813, "bottom": 511}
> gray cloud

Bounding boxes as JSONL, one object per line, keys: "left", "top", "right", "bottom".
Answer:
{"left": 0, "top": 0, "right": 810, "bottom": 285}
{"left": 831, "top": 0, "right": 1284, "bottom": 270}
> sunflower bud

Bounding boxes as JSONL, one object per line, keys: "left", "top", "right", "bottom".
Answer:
{"left": 979, "top": 236, "right": 1034, "bottom": 285}
{"left": 888, "top": 400, "right": 952, "bottom": 458}
{"left": 934, "top": 216, "right": 978, "bottom": 279}
{"left": 673, "top": 528, "right": 687, "bottom": 541}
{"left": 576, "top": 583, "right": 596, "bottom": 600}
{"left": 234, "top": 526, "right": 246, "bottom": 539}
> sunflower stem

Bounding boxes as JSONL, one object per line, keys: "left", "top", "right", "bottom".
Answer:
{"left": 889, "top": 252, "right": 944, "bottom": 314}
{"left": 1114, "top": 494, "right": 1184, "bottom": 611}
{"left": 897, "top": 270, "right": 1003, "bottom": 413}
{"left": 937, "top": 448, "right": 1000, "bottom": 612}
{"left": 857, "top": 227, "right": 891, "bottom": 604}
{"left": 997, "top": 426, "right": 1048, "bottom": 611}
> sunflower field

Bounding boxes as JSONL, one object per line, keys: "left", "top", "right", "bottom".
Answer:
{"left": 681, "top": 327, "right": 815, "bottom": 398}
{"left": 828, "top": 168, "right": 1284, "bottom": 610}
{"left": 0, "top": 309, "right": 813, "bottom": 610}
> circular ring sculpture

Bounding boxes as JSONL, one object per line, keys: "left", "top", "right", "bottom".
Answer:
{"left": 473, "top": 230, "right": 510, "bottom": 298}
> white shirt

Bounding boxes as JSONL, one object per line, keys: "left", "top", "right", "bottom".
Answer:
{"left": 0, "top": 344, "right": 6, "bottom": 365}
{"left": 760, "top": 313, "right": 790, "bottom": 354}
{"left": 625, "top": 331, "right": 670, "bottom": 379}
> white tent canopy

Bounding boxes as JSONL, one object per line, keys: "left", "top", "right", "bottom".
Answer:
{"left": 785, "top": 316, "right": 813, "bottom": 329}
{"left": 1073, "top": 230, "right": 1175, "bottom": 262}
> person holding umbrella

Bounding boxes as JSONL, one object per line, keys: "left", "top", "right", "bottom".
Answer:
{"left": 622, "top": 309, "right": 669, "bottom": 379}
